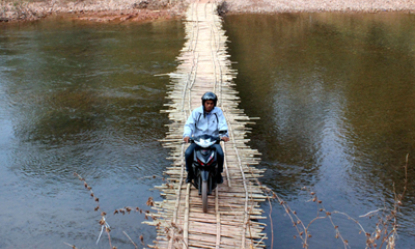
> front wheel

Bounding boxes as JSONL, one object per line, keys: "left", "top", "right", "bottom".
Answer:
{"left": 202, "top": 181, "right": 208, "bottom": 213}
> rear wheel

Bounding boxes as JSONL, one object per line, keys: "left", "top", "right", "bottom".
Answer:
{"left": 202, "top": 181, "right": 208, "bottom": 213}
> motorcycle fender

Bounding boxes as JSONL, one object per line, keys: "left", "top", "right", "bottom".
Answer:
{"left": 200, "top": 170, "right": 210, "bottom": 182}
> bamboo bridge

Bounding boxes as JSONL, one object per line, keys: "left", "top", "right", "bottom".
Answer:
{"left": 144, "top": 1, "right": 268, "bottom": 248}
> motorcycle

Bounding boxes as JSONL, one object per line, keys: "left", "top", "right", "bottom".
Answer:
{"left": 189, "top": 134, "right": 224, "bottom": 213}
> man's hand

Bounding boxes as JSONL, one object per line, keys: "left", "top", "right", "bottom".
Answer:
{"left": 221, "top": 136, "right": 230, "bottom": 142}
{"left": 184, "top": 136, "right": 190, "bottom": 143}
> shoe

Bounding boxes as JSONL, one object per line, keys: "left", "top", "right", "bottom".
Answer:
{"left": 216, "top": 173, "right": 223, "bottom": 184}
{"left": 186, "top": 172, "right": 194, "bottom": 184}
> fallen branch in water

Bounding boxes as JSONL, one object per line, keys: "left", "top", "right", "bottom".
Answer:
{"left": 123, "top": 231, "right": 138, "bottom": 249}
{"left": 359, "top": 208, "right": 385, "bottom": 218}
{"left": 262, "top": 153, "right": 410, "bottom": 249}
{"left": 73, "top": 172, "right": 173, "bottom": 249}
{"left": 63, "top": 242, "right": 78, "bottom": 249}
{"left": 73, "top": 172, "right": 114, "bottom": 247}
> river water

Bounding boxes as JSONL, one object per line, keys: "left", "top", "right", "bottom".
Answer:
{"left": 0, "top": 12, "right": 414, "bottom": 248}
{"left": 0, "top": 19, "right": 184, "bottom": 248}
{"left": 224, "top": 13, "right": 415, "bottom": 248}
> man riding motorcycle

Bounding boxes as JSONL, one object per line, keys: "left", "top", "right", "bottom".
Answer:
{"left": 183, "top": 92, "right": 230, "bottom": 184}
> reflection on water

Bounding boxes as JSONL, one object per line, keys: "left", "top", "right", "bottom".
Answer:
{"left": 224, "top": 13, "right": 415, "bottom": 248}
{"left": 0, "top": 19, "right": 184, "bottom": 248}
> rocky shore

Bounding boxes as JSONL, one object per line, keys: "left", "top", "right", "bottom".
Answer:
{"left": 1, "top": 0, "right": 415, "bottom": 23}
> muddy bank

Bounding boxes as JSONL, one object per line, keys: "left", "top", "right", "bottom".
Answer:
{"left": 222, "top": 0, "right": 415, "bottom": 13}
{"left": 0, "top": 0, "right": 188, "bottom": 23}
{"left": 2, "top": 0, "right": 415, "bottom": 24}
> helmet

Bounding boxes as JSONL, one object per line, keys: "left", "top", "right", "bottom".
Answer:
{"left": 201, "top": 92, "right": 218, "bottom": 107}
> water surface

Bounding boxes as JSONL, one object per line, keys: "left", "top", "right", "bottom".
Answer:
{"left": 0, "top": 18, "right": 184, "bottom": 248}
{"left": 224, "top": 12, "right": 415, "bottom": 248}
{"left": 1, "top": 12, "right": 415, "bottom": 249}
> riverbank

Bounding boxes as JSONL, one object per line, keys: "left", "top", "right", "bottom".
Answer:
{"left": 223, "top": 0, "right": 415, "bottom": 13}
{"left": 2, "top": 0, "right": 415, "bottom": 23}
{"left": 0, "top": 0, "right": 187, "bottom": 23}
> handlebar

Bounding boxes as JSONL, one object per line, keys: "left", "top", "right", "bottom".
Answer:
{"left": 186, "top": 137, "right": 224, "bottom": 144}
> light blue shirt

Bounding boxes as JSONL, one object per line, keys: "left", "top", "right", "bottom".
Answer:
{"left": 183, "top": 106, "right": 229, "bottom": 138}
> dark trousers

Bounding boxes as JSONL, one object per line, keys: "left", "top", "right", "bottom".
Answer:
{"left": 185, "top": 143, "right": 224, "bottom": 174}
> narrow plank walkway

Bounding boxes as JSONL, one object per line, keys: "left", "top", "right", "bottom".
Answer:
{"left": 144, "top": 1, "right": 267, "bottom": 248}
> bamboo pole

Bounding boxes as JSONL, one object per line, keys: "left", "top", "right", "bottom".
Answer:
{"left": 215, "top": 187, "right": 221, "bottom": 249}
{"left": 183, "top": 183, "right": 191, "bottom": 249}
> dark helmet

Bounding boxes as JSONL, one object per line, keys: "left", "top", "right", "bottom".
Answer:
{"left": 201, "top": 92, "right": 218, "bottom": 107}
